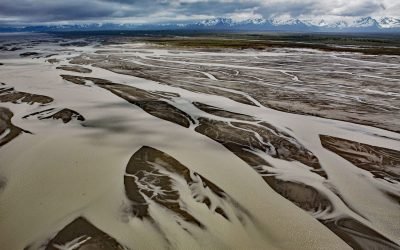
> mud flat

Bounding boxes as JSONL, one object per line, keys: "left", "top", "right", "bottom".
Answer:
{"left": 0, "top": 107, "right": 25, "bottom": 147}
{"left": 23, "top": 108, "right": 85, "bottom": 123}
{"left": 19, "top": 52, "right": 40, "bottom": 57}
{"left": 0, "top": 34, "right": 399, "bottom": 250}
{"left": 0, "top": 83, "right": 53, "bottom": 105}
{"left": 56, "top": 65, "right": 92, "bottom": 73}
{"left": 26, "top": 217, "right": 127, "bottom": 250}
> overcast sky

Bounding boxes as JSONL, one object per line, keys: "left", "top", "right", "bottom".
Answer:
{"left": 0, "top": 0, "right": 399, "bottom": 25}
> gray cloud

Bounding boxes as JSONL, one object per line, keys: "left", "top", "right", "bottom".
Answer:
{"left": 0, "top": 0, "right": 398, "bottom": 25}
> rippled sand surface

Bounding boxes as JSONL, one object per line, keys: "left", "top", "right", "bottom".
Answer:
{"left": 0, "top": 33, "right": 399, "bottom": 250}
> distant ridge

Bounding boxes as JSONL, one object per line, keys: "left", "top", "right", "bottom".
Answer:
{"left": 1, "top": 16, "right": 400, "bottom": 33}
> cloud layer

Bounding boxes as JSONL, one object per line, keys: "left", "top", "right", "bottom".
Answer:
{"left": 0, "top": 0, "right": 399, "bottom": 25}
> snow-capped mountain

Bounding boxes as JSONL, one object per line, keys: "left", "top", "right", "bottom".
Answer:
{"left": 186, "top": 17, "right": 312, "bottom": 31}
{"left": 189, "top": 16, "right": 400, "bottom": 31}
{"left": 270, "top": 17, "right": 303, "bottom": 26}
{"left": 241, "top": 18, "right": 267, "bottom": 25}
{"left": 1, "top": 16, "right": 400, "bottom": 32}
{"left": 378, "top": 17, "right": 400, "bottom": 28}
{"left": 198, "top": 18, "right": 235, "bottom": 26}
{"left": 352, "top": 17, "right": 379, "bottom": 27}
{"left": 186, "top": 16, "right": 399, "bottom": 32}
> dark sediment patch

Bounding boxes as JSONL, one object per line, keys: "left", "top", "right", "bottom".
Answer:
{"left": 61, "top": 75, "right": 194, "bottom": 128}
{"left": 59, "top": 41, "right": 89, "bottom": 47}
{"left": 193, "top": 102, "right": 258, "bottom": 121}
{"left": 25, "top": 217, "right": 126, "bottom": 250}
{"left": 172, "top": 82, "right": 256, "bottom": 106}
{"left": 264, "top": 177, "right": 331, "bottom": 212}
{"left": 92, "top": 78, "right": 194, "bottom": 128}
{"left": 153, "top": 91, "right": 180, "bottom": 98}
{"left": 23, "top": 108, "right": 85, "bottom": 123}
{"left": 131, "top": 101, "right": 193, "bottom": 128}
{"left": 320, "top": 135, "right": 400, "bottom": 182}
{"left": 0, "top": 107, "right": 26, "bottom": 147}
{"left": 47, "top": 58, "right": 60, "bottom": 64}
{"left": 56, "top": 65, "right": 92, "bottom": 73}
{"left": 0, "top": 47, "right": 21, "bottom": 51}
{"left": 45, "top": 54, "right": 58, "bottom": 58}
{"left": 20, "top": 52, "right": 40, "bottom": 57}
{"left": 8, "top": 47, "right": 21, "bottom": 51}
{"left": 124, "top": 146, "right": 246, "bottom": 227}
{"left": 60, "top": 74, "right": 86, "bottom": 85}
{"left": 320, "top": 134, "right": 400, "bottom": 205}
{"left": 195, "top": 118, "right": 324, "bottom": 176}
{"left": 51, "top": 109, "right": 85, "bottom": 123}
{"left": 124, "top": 146, "right": 202, "bottom": 226}
{"left": 387, "top": 192, "right": 400, "bottom": 205}
{"left": 255, "top": 97, "right": 400, "bottom": 134}
{"left": 233, "top": 121, "right": 323, "bottom": 174}
{"left": 0, "top": 85, "right": 53, "bottom": 105}
{"left": 325, "top": 218, "right": 400, "bottom": 250}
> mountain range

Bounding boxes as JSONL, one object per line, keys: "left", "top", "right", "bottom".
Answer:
{"left": 1, "top": 17, "right": 400, "bottom": 33}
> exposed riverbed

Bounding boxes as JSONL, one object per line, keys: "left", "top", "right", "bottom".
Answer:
{"left": 0, "top": 33, "right": 399, "bottom": 250}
